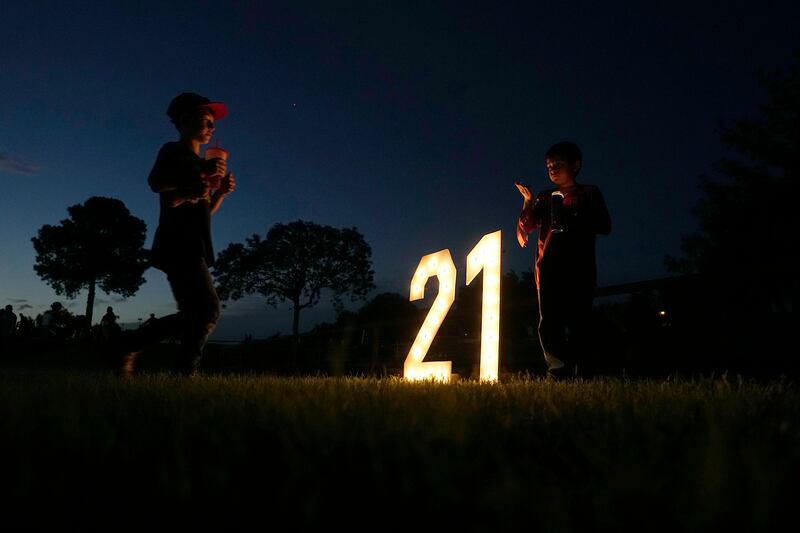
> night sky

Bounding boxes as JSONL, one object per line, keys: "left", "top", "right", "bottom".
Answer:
{"left": 2, "top": 0, "right": 798, "bottom": 340}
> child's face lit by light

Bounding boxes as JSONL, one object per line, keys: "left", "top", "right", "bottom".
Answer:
{"left": 181, "top": 110, "right": 216, "bottom": 145}
{"left": 546, "top": 157, "right": 578, "bottom": 187}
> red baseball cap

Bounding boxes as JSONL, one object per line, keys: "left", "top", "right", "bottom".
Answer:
{"left": 166, "top": 92, "right": 228, "bottom": 123}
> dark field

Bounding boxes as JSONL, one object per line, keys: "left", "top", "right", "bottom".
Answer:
{"left": 1, "top": 345, "right": 798, "bottom": 531}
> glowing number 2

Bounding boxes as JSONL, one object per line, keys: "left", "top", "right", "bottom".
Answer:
{"left": 404, "top": 230, "right": 502, "bottom": 383}
{"left": 404, "top": 249, "right": 456, "bottom": 382}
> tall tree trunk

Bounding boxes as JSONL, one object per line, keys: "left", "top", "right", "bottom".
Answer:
{"left": 291, "top": 300, "right": 301, "bottom": 373}
{"left": 85, "top": 279, "right": 96, "bottom": 333}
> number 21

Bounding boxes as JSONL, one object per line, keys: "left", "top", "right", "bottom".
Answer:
{"left": 404, "top": 230, "right": 501, "bottom": 382}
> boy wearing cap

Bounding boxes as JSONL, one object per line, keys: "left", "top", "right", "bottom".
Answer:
{"left": 515, "top": 141, "right": 611, "bottom": 378}
{"left": 116, "top": 92, "right": 236, "bottom": 377}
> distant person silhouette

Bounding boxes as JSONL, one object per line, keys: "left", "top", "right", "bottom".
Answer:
{"left": 40, "top": 302, "right": 68, "bottom": 338}
{"left": 17, "top": 313, "right": 34, "bottom": 337}
{"left": 515, "top": 141, "right": 611, "bottom": 378}
{"left": 113, "top": 92, "right": 236, "bottom": 377}
{"left": 1, "top": 304, "right": 17, "bottom": 355}
{"left": 140, "top": 313, "right": 157, "bottom": 328}
{"left": 100, "top": 306, "right": 121, "bottom": 340}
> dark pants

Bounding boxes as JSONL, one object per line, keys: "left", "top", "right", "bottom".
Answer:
{"left": 537, "top": 280, "right": 594, "bottom": 372}
{"left": 133, "top": 258, "right": 220, "bottom": 374}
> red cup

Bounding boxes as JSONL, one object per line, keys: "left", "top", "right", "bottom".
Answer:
{"left": 204, "top": 146, "right": 228, "bottom": 188}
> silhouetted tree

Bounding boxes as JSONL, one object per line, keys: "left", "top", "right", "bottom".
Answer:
{"left": 667, "top": 55, "right": 800, "bottom": 314}
{"left": 214, "top": 220, "right": 375, "bottom": 364}
{"left": 31, "top": 196, "right": 148, "bottom": 331}
{"left": 661, "top": 56, "right": 800, "bottom": 375}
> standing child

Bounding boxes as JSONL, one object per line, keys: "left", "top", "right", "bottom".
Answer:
{"left": 515, "top": 141, "right": 611, "bottom": 378}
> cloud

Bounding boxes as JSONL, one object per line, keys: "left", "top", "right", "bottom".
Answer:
{"left": 0, "top": 153, "right": 39, "bottom": 175}
{"left": 95, "top": 297, "right": 128, "bottom": 305}
{"left": 3, "top": 298, "right": 32, "bottom": 311}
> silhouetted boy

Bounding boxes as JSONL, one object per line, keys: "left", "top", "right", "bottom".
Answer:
{"left": 115, "top": 92, "right": 236, "bottom": 377}
{"left": 515, "top": 141, "right": 611, "bottom": 378}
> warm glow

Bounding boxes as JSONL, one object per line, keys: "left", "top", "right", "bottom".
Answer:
{"left": 466, "top": 230, "right": 502, "bottom": 382}
{"left": 404, "top": 249, "right": 456, "bottom": 382}
{"left": 404, "top": 231, "right": 502, "bottom": 383}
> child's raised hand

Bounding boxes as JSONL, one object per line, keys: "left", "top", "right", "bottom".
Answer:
{"left": 515, "top": 181, "right": 533, "bottom": 201}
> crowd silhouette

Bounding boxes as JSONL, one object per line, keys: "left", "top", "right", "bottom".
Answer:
{"left": 0, "top": 301, "right": 169, "bottom": 350}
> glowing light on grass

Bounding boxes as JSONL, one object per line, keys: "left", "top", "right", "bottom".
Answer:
{"left": 466, "top": 230, "right": 501, "bottom": 382}
{"left": 404, "top": 249, "right": 456, "bottom": 382}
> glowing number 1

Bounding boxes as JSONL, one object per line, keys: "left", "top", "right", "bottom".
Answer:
{"left": 404, "top": 230, "right": 502, "bottom": 383}
{"left": 404, "top": 249, "right": 456, "bottom": 382}
{"left": 466, "top": 230, "right": 501, "bottom": 382}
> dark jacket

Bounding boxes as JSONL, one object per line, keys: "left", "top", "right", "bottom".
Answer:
{"left": 148, "top": 142, "right": 214, "bottom": 270}
{"left": 518, "top": 183, "right": 611, "bottom": 289}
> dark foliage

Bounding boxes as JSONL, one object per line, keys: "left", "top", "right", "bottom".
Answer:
{"left": 31, "top": 196, "right": 148, "bottom": 328}
{"left": 214, "top": 220, "right": 375, "bottom": 361}
{"left": 665, "top": 55, "right": 800, "bottom": 372}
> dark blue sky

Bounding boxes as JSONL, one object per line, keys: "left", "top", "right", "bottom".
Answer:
{"left": 2, "top": 0, "right": 798, "bottom": 340}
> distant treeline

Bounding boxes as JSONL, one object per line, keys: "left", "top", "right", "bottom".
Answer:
{"left": 196, "top": 271, "right": 798, "bottom": 379}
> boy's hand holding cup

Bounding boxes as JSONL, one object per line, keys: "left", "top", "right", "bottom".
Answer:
{"left": 203, "top": 146, "right": 229, "bottom": 190}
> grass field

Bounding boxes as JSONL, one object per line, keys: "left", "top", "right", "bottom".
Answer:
{"left": 1, "top": 346, "right": 798, "bottom": 531}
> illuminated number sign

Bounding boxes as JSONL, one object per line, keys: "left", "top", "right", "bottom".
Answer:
{"left": 404, "top": 230, "right": 501, "bottom": 382}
